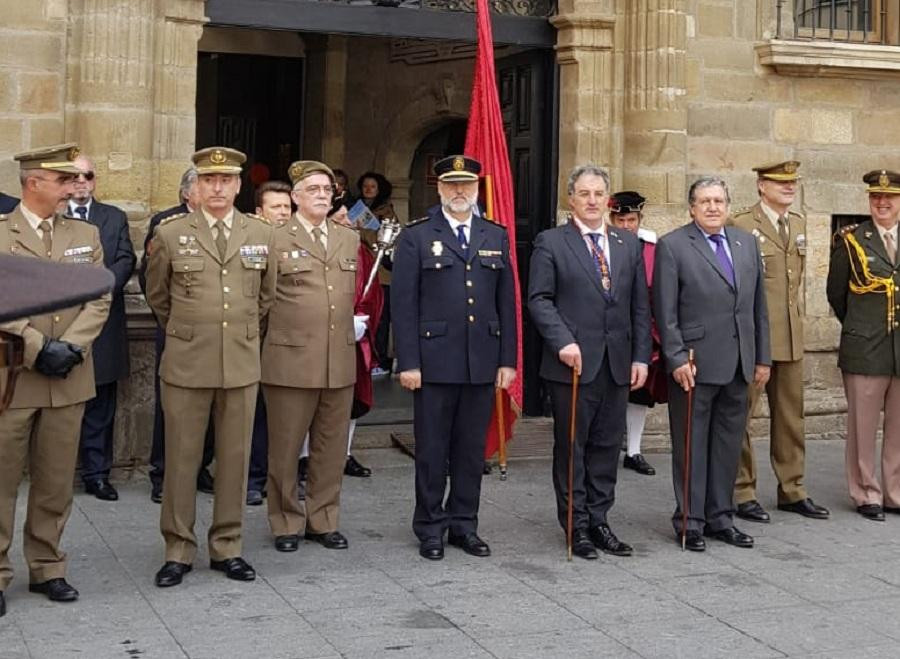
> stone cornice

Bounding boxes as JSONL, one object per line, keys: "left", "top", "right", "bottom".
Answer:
{"left": 551, "top": 13, "right": 616, "bottom": 61}
{"left": 756, "top": 39, "right": 900, "bottom": 80}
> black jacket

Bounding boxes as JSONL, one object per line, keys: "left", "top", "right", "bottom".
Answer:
{"left": 0, "top": 192, "right": 19, "bottom": 214}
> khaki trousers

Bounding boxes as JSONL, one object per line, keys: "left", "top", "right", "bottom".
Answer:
{"left": 0, "top": 403, "right": 85, "bottom": 589}
{"left": 735, "top": 359, "right": 806, "bottom": 505}
{"left": 842, "top": 373, "right": 900, "bottom": 508}
{"left": 264, "top": 384, "right": 353, "bottom": 537}
{"left": 159, "top": 382, "right": 256, "bottom": 564}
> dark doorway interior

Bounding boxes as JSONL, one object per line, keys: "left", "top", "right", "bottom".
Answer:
{"left": 196, "top": 52, "right": 304, "bottom": 211}
{"left": 409, "top": 120, "right": 468, "bottom": 219}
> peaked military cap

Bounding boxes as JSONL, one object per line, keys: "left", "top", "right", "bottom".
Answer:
{"left": 753, "top": 160, "right": 801, "bottom": 182}
{"left": 434, "top": 155, "right": 481, "bottom": 182}
{"left": 14, "top": 143, "right": 81, "bottom": 175}
{"left": 192, "top": 147, "right": 246, "bottom": 175}
{"left": 863, "top": 169, "right": 900, "bottom": 195}
{"left": 609, "top": 190, "right": 646, "bottom": 214}
{"left": 288, "top": 160, "right": 335, "bottom": 186}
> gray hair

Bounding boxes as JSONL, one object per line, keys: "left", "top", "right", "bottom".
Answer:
{"left": 567, "top": 164, "right": 610, "bottom": 197}
{"left": 688, "top": 176, "right": 731, "bottom": 205}
{"left": 178, "top": 167, "right": 198, "bottom": 205}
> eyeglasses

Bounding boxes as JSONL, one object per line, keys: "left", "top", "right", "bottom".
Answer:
{"left": 76, "top": 171, "right": 95, "bottom": 181}
{"left": 295, "top": 185, "right": 333, "bottom": 196}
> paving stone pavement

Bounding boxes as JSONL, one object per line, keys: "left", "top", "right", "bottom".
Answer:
{"left": 2, "top": 439, "right": 899, "bottom": 658}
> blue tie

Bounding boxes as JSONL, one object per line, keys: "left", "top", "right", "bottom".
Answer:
{"left": 75, "top": 206, "right": 87, "bottom": 219}
{"left": 456, "top": 225, "right": 468, "bottom": 251}
{"left": 708, "top": 234, "right": 735, "bottom": 287}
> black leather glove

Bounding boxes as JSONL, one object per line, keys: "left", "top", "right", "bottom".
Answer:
{"left": 34, "top": 338, "right": 84, "bottom": 378}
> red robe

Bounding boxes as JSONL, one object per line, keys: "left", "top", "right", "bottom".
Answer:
{"left": 352, "top": 243, "right": 384, "bottom": 418}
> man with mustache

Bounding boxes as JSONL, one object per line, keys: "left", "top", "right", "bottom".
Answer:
{"left": 392, "top": 155, "right": 517, "bottom": 560}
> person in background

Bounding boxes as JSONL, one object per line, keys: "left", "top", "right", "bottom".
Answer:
{"left": 0, "top": 192, "right": 19, "bottom": 214}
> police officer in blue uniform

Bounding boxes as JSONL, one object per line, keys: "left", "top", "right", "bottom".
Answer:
{"left": 392, "top": 155, "right": 517, "bottom": 560}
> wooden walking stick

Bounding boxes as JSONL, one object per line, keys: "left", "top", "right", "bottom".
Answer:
{"left": 566, "top": 365, "right": 579, "bottom": 561}
{"left": 495, "top": 388, "right": 508, "bottom": 481}
{"left": 681, "top": 349, "right": 696, "bottom": 551}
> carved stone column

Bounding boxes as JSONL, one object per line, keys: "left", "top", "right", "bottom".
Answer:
{"left": 551, "top": 6, "right": 620, "bottom": 210}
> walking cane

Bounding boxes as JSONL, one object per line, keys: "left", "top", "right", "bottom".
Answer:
{"left": 681, "top": 349, "right": 696, "bottom": 551}
{"left": 495, "top": 388, "right": 508, "bottom": 481}
{"left": 566, "top": 365, "right": 579, "bottom": 561}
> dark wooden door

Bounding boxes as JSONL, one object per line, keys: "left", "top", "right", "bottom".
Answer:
{"left": 497, "top": 49, "right": 556, "bottom": 416}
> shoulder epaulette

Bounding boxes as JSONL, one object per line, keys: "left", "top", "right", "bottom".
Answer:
{"left": 0, "top": 214, "right": 7, "bottom": 222}
{"left": 731, "top": 207, "right": 752, "bottom": 216}
{"left": 833, "top": 223, "right": 858, "bottom": 248}
{"left": 159, "top": 212, "right": 187, "bottom": 227}
{"left": 246, "top": 212, "right": 270, "bottom": 224}
{"left": 787, "top": 209, "right": 804, "bottom": 218}
{"left": 62, "top": 213, "right": 88, "bottom": 223}
{"left": 404, "top": 216, "right": 429, "bottom": 228}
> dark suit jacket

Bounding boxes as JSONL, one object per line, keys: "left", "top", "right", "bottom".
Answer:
{"left": 0, "top": 192, "right": 19, "bottom": 214}
{"left": 653, "top": 222, "right": 771, "bottom": 385}
{"left": 139, "top": 203, "right": 189, "bottom": 296}
{"left": 528, "top": 220, "right": 652, "bottom": 386}
{"left": 391, "top": 207, "right": 517, "bottom": 385}
{"left": 78, "top": 199, "right": 136, "bottom": 383}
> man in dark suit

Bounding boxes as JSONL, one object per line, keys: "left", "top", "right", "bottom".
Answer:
{"left": 139, "top": 167, "right": 214, "bottom": 503}
{"left": 392, "top": 155, "right": 517, "bottom": 561}
{"left": 70, "top": 156, "right": 136, "bottom": 501}
{"left": 653, "top": 176, "right": 771, "bottom": 551}
{"left": 528, "top": 165, "right": 651, "bottom": 560}
{"left": 0, "top": 192, "right": 18, "bottom": 214}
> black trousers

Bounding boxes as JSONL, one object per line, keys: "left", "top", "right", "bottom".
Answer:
{"left": 79, "top": 381, "right": 117, "bottom": 482}
{"left": 548, "top": 356, "right": 628, "bottom": 532}
{"left": 668, "top": 371, "right": 748, "bottom": 533}
{"left": 247, "top": 389, "right": 268, "bottom": 492}
{"left": 412, "top": 382, "right": 494, "bottom": 541}
{"left": 149, "top": 328, "right": 213, "bottom": 486}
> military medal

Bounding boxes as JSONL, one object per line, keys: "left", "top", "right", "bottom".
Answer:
{"left": 431, "top": 241, "right": 443, "bottom": 256}
{"left": 796, "top": 233, "right": 806, "bottom": 249}
{"left": 179, "top": 235, "right": 188, "bottom": 245}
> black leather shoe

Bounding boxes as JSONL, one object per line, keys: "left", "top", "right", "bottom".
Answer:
{"left": 884, "top": 505, "right": 900, "bottom": 515}
{"left": 29, "top": 578, "right": 79, "bottom": 601}
{"left": 448, "top": 533, "right": 491, "bottom": 557}
{"left": 0, "top": 590, "right": 5, "bottom": 617}
{"left": 196, "top": 468, "right": 215, "bottom": 494}
{"left": 571, "top": 529, "right": 598, "bottom": 560}
{"left": 679, "top": 530, "right": 706, "bottom": 552}
{"left": 857, "top": 504, "right": 885, "bottom": 521}
{"left": 150, "top": 481, "right": 163, "bottom": 504}
{"left": 154, "top": 561, "right": 191, "bottom": 588}
{"left": 344, "top": 455, "right": 372, "bottom": 478}
{"left": 736, "top": 500, "right": 770, "bottom": 523}
{"left": 704, "top": 526, "right": 754, "bottom": 548}
{"left": 84, "top": 478, "right": 119, "bottom": 501}
{"left": 274, "top": 534, "right": 300, "bottom": 552}
{"left": 778, "top": 498, "right": 830, "bottom": 519}
{"left": 210, "top": 557, "right": 256, "bottom": 581}
{"left": 305, "top": 531, "right": 349, "bottom": 549}
{"left": 419, "top": 538, "right": 444, "bottom": 560}
{"left": 623, "top": 453, "right": 656, "bottom": 476}
{"left": 246, "top": 489, "right": 264, "bottom": 506}
{"left": 589, "top": 524, "right": 632, "bottom": 556}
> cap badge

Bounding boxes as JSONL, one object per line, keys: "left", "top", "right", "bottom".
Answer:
{"left": 784, "top": 161, "right": 797, "bottom": 174}
{"left": 879, "top": 171, "right": 890, "bottom": 189}
{"left": 68, "top": 147, "right": 80, "bottom": 161}
{"left": 453, "top": 157, "right": 464, "bottom": 172}
{"left": 210, "top": 149, "right": 227, "bottom": 165}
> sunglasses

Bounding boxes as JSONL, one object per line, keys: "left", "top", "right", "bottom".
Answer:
{"left": 76, "top": 171, "right": 95, "bottom": 181}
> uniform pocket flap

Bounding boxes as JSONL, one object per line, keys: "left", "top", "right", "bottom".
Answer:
{"left": 278, "top": 259, "right": 312, "bottom": 275}
{"left": 479, "top": 256, "right": 505, "bottom": 270}
{"left": 166, "top": 322, "right": 193, "bottom": 341}
{"left": 339, "top": 257, "right": 358, "bottom": 271}
{"left": 422, "top": 257, "right": 454, "bottom": 270}
{"left": 488, "top": 320, "right": 501, "bottom": 336}
{"left": 420, "top": 320, "right": 447, "bottom": 338}
{"left": 241, "top": 256, "right": 267, "bottom": 270}
{"left": 681, "top": 325, "right": 705, "bottom": 341}
{"left": 172, "top": 259, "right": 204, "bottom": 273}
{"left": 267, "top": 328, "right": 306, "bottom": 346}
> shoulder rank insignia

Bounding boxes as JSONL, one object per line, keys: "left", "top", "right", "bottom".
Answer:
{"left": 159, "top": 212, "right": 188, "bottom": 227}
{"left": 405, "top": 216, "right": 429, "bottom": 228}
{"left": 833, "top": 223, "right": 858, "bottom": 248}
{"left": 246, "top": 212, "right": 270, "bottom": 224}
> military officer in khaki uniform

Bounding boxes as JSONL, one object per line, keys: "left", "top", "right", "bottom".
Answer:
{"left": 261, "top": 160, "right": 359, "bottom": 553}
{"left": 827, "top": 170, "right": 900, "bottom": 522}
{"left": 0, "top": 144, "right": 110, "bottom": 615}
{"left": 146, "top": 147, "right": 276, "bottom": 587}
{"left": 730, "top": 161, "right": 830, "bottom": 523}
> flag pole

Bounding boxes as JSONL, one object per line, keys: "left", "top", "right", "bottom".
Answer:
{"left": 485, "top": 173, "right": 509, "bottom": 480}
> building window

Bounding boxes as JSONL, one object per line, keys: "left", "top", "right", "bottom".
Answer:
{"left": 781, "top": 0, "right": 900, "bottom": 45}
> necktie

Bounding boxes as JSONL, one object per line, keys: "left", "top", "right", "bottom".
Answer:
{"left": 311, "top": 226, "right": 325, "bottom": 257}
{"left": 709, "top": 234, "right": 735, "bottom": 287}
{"left": 215, "top": 219, "right": 227, "bottom": 259}
{"left": 777, "top": 215, "right": 789, "bottom": 246}
{"left": 456, "top": 225, "right": 468, "bottom": 251}
{"left": 38, "top": 220, "right": 53, "bottom": 257}
{"left": 75, "top": 206, "right": 88, "bottom": 220}
{"left": 587, "top": 233, "right": 612, "bottom": 293}
{"left": 886, "top": 232, "right": 897, "bottom": 265}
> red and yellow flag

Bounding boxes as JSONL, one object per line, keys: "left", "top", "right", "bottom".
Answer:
{"left": 464, "top": 0, "right": 523, "bottom": 460}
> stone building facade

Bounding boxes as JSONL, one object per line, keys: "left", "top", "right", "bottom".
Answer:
{"left": 2, "top": 0, "right": 900, "bottom": 462}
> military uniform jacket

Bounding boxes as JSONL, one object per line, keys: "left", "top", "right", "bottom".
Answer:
{"left": 730, "top": 202, "right": 805, "bottom": 362}
{"left": 0, "top": 207, "right": 111, "bottom": 408}
{"left": 826, "top": 220, "right": 900, "bottom": 376}
{"left": 146, "top": 209, "right": 276, "bottom": 389}
{"left": 391, "top": 208, "right": 517, "bottom": 385}
{"left": 260, "top": 216, "right": 360, "bottom": 389}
